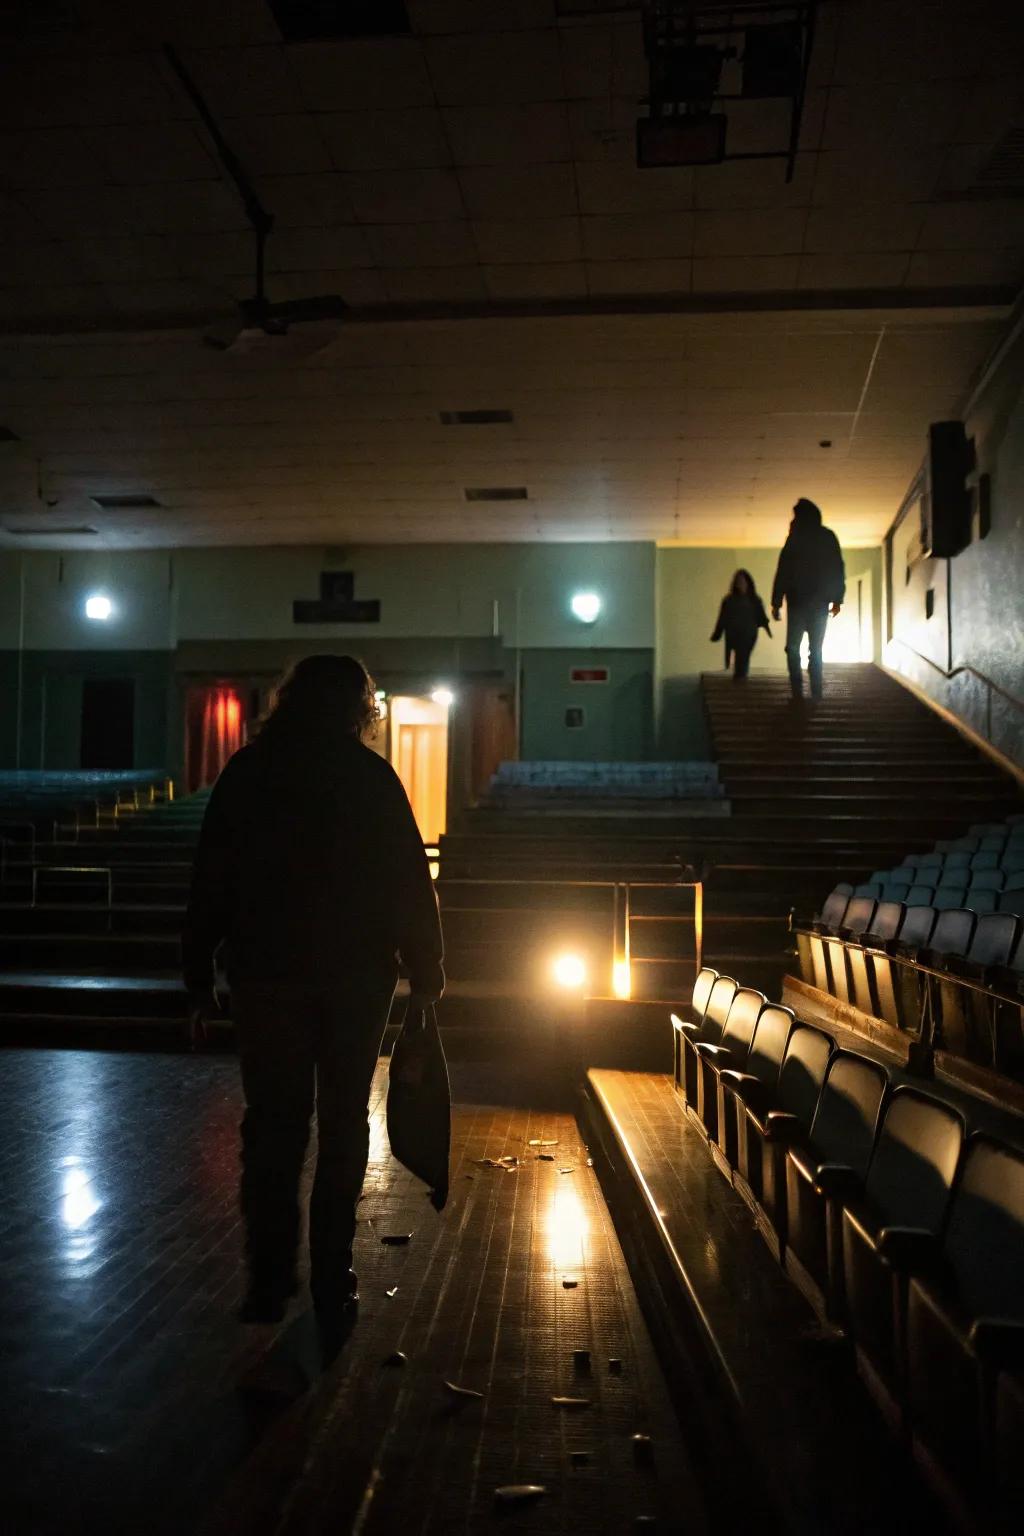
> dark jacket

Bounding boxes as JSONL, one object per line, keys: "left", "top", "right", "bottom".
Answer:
{"left": 771, "top": 525, "right": 845, "bottom": 610}
{"left": 182, "top": 733, "right": 443, "bottom": 999}
{"left": 710, "top": 593, "right": 771, "bottom": 649}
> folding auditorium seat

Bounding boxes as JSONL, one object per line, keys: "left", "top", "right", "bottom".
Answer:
{"left": 845, "top": 901, "right": 905, "bottom": 1018}
{"left": 711, "top": 1002, "right": 794, "bottom": 1171}
{"left": 904, "top": 884, "right": 936, "bottom": 906}
{"left": 936, "top": 837, "right": 980, "bottom": 854}
{"left": 937, "top": 913, "right": 1022, "bottom": 1066}
{"left": 920, "top": 906, "right": 976, "bottom": 966}
{"left": 853, "top": 881, "right": 883, "bottom": 899}
{"left": 941, "top": 850, "right": 972, "bottom": 873}
{"left": 820, "top": 896, "right": 876, "bottom": 1005}
{"left": 871, "top": 904, "right": 938, "bottom": 1031}
{"left": 672, "top": 973, "right": 737, "bottom": 1107}
{"left": 938, "top": 863, "right": 968, "bottom": 887}
{"left": 970, "top": 822, "right": 1009, "bottom": 839}
{"left": 733, "top": 1023, "right": 834, "bottom": 1261}
{"left": 840, "top": 1090, "right": 965, "bottom": 1421}
{"left": 692, "top": 986, "right": 766, "bottom": 1142}
{"left": 971, "top": 851, "right": 1000, "bottom": 872}
{"left": 932, "top": 887, "right": 968, "bottom": 910}
{"left": 783, "top": 1051, "right": 889, "bottom": 1323}
{"left": 970, "top": 869, "right": 1005, "bottom": 892}
{"left": 802, "top": 886, "right": 851, "bottom": 991}
{"left": 1001, "top": 849, "right": 1024, "bottom": 874}
{"left": 904, "top": 1136, "right": 1024, "bottom": 1521}
{"left": 994, "top": 1368, "right": 1024, "bottom": 1518}
{"left": 881, "top": 881, "right": 913, "bottom": 903}
{"left": 670, "top": 966, "right": 718, "bottom": 1089}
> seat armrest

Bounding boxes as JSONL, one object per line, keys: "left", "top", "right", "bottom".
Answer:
{"left": 812, "top": 1161, "right": 861, "bottom": 1198}
{"left": 694, "top": 1041, "right": 733, "bottom": 1062}
{"left": 676, "top": 1019, "right": 701, "bottom": 1038}
{"left": 763, "top": 1109, "right": 802, "bottom": 1142}
{"left": 876, "top": 1225, "right": 942, "bottom": 1273}
{"left": 969, "top": 1318, "right": 1024, "bottom": 1369}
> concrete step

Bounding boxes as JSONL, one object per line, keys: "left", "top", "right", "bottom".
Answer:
{"left": 0, "top": 903, "right": 183, "bottom": 934}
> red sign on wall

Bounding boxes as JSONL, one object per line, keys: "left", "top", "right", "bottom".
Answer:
{"left": 570, "top": 667, "right": 610, "bottom": 683}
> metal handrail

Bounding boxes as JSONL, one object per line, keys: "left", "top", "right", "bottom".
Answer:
{"left": 886, "top": 636, "right": 1024, "bottom": 740}
{"left": 31, "top": 864, "right": 114, "bottom": 928}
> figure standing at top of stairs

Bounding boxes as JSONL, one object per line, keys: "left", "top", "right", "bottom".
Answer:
{"left": 710, "top": 568, "right": 773, "bottom": 680}
{"left": 771, "top": 498, "right": 846, "bottom": 702}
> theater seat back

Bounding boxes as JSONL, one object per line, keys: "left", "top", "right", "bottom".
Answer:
{"left": 869, "top": 901, "right": 904, "bottom": 943}
{"left": 743, "top": 1004, "right": 795, "bottom": 1089}
{"left": 808, "top": 1052, "right": 888, "bottom": 1177}
{"left": 777, "top": 1025, "right": 833, "bottom": 1128}
{"left": 691, "top": 967, "right": 718, "bottom": 1020}
{"left": 899, "top": 905, "right": 937, "bottom": 948}
{"left": 929, "top": 908, "right": 975, "bottom": 957}
{"left": 702, "top": 975, "right": 738, "bottom": 1042}
{"left": 820, "top": 889, "right": 849, "bottom": 929}
{"left": 944, "top": 1137, "right": 1024, "bottom": 1320}
{"left": 967, "top": 913, "right": 1019, "bottom": 968}
{"left": 844, "top": 897, "right": 876, "bottom": 936}
{"left": 864, "top": 1089, "right": 964, "bottom": 1231}
{"left": 719, "top": 987, "right": 767, "bottom": 1059}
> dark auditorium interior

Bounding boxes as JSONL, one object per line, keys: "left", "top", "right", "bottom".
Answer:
{"left": 2, "top": 2, "right": 1024, "bottom": 1532}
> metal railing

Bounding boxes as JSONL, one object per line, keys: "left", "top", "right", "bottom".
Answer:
{"left": 886, "top": 636, "right": 1024, "bottom": 749}
{"left": 31, "top": 864, "right": 114, "bottom": 928}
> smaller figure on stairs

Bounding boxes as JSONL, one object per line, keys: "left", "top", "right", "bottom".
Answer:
{"left": 710, "top": 569, "right": 772, "bottom": 681}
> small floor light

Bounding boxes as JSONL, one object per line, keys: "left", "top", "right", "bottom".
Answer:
{"left": 570, "top": 591, "right": 601, "bottom": 624}
{"left": 84, "top": 593, "right": 113, "bottom": 621}
{"left": 553, "top": 953, "right": 587, "bottom": 990}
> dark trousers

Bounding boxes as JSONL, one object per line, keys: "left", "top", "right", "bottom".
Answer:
{"left": 232, "top": 978, "right": 395, "bottom": 1306}
{"left": 785, "top": 601, "right": 829, "bottom": 698}
{"left": 732, "top": 642, "right": 754, "bottom": 679}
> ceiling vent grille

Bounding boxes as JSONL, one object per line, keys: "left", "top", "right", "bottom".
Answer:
{"left": 4, "top": 525, "right": 97, "bottom": 536}
{"left": 464, "top": 486, "right": 528, "bottom": 502}
{"left": 440, "top": 409, "right": 514, "bottom": 426}
{"left": 91, "top": 493, "right": 161, "bottom": 510}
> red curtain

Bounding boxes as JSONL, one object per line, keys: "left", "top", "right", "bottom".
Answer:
{"left": 188, "top": 686, "right": 243, "bottom": 792}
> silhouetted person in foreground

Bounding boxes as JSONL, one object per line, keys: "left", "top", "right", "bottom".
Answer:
{"left": 771, "top": 498, "right": 845, "bottom": 700}
{"left": 710, "top": 568, "right": 772, "bottom": 679}
{"left": 183, "top": 655, "right": 443, "bottom": 1333}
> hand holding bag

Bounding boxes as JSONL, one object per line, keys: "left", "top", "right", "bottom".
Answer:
{"left": 386, "top": 1002, "right": 451, "bottom": 1211}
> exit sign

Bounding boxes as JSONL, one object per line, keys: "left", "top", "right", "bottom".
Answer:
{"left": 570, "top": 666, "right": 609, "bottom": 683}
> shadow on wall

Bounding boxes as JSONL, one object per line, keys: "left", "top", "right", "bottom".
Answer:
{"left": 658, "top": 676, "right": 712, "bottom": 761}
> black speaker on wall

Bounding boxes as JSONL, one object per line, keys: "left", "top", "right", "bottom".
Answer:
{"left": 922, "top": 420, "right": 974, "bottom": 558}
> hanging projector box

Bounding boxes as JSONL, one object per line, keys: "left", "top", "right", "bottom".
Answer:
{"left": 921, "top": 420, "right": 974, "bottom": 559}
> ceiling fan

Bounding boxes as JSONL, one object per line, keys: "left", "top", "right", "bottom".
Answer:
{"left": 164, "top": 46, "right": 347, "bottom": 352}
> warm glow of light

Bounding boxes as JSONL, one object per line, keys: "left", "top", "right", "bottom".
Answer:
{"left": 552, "top": 952, "right": 587, "bottom": 990}
{"left": 546, "top": 1185, "right": 590, "bottom": 1269}
{"left": 612, "top": 958, "right": 632, "bottom": 999}
{"left": 84, "top": 593, "right": 113, "bottom": 621}
{"left": 570, "top": 591, "right": 601, "bottom": 623}
{"left": 431, "top": 687, "right": 454, "bottom": 707}
{"left": 429, "top": 860, "right": 440, "bottom": 880}
{"left": 375, "top": 689, "right": 388, "bottom": 720}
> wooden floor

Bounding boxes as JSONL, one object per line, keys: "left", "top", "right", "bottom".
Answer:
{"left": 0, "top": 1047, "right": 705, "bottom": 1535}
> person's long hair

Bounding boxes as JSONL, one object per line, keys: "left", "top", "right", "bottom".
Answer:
{"left": 730, "top": 568, "right": 760, "bottom": 599}
{"left": 253, "top": 654, "right": 380, "bottom": 749}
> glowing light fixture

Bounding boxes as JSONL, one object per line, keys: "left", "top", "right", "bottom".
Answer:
{"left": 570, "top": 591, "right": 601, "bottom": 624}
{"left": 374, "top": 689, "right": 388, "bottom": 720}
{"left": 84, "top": 593, "right": 113, "bottom": 621}
{"left": 612, "top": 959, "right": 632, "bottom": 1000}
{"left": 431, "top": 687, "right": 455, "bottom": 707}
{"left": 552, "top": 952, "right": 587, "bottom": 990}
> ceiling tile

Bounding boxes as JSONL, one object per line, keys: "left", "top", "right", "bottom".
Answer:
{"left": 692, "top": 256, "right": 800, "bottom": 292}
{"left": 694, "top": 155, "right": 816, "bottom": 210}
{"left": 916, "top": 200, "right": 1024, "bottom": 251}
{"left": 132, "top": 180, "right": 250, "bottom": 234}
{"left": 694, "top": 209, "right": 808, "bottom": 257}
{"left": 558, "top": 22, "right": 646, "bottom": 100}
{"left": 344, "top": 168, "right": 466, "bottom": 222}
{"left": 576, "top": 158, "right": 694, "bottom": 215}
{"left": 424, "top": 31, "right": 563, "bottom": 105}
{"left": 182, "top": 46, "right": 307, "bottom": 118}
{"left": 443, "top": 101, "right": 571, "bottom": 167}
{"left": 810, "top": 148, "right": 945, "bottom": 206}
{"left": 586, "top": 259, "right": 692, "bottom": 296}
{"left": 804, "top": 204, "right": 924, "bottom": 253}
{"left": 319, "top": 108, "right": 450, "bottom": 171}
{"left": 268, "top": 226, "right": 375, "bottom": 271}
{"left": 224, "top": 114, "right": 333, "bottom": 176}
{"left": 272, "top": 267, "right": 388, "bottom": 305}
{"left": 382, "top": 266, "right": 489, "bottom": 303}
{"left": 904, "top": 248, "right": 1024, "bottom": 289}
{"left": 0, "top": 129, "right": 105, "bottom": 189}
{"left": 91, "top": 122, "right": 223, "bottom": 186}
{"left": 582, "top": 213, "right": 693, "bottom": 261}
{"left": 797, "top": 252, "right": 911, "bottom": 290}
{"left": 68, "top": 235, "right": 184, "bottom": 285}
{"left": 258, "top": 173, "right": 356, "bottom": 225}
{"left": 410, "top": 0, "right": 556, "bottom": 31}
{"left": 365, "top": 222, "right": 476, "bottom": 268}
{"left": 458, "top": 164, "right": 578, "bottom": 220}
{"left": 483, "top": 262, "right": 587, "bottom": 299}
{"left": 473, "top": 217, "right": 581, "bottom": 264}
{"left": 288, "top": 38, "right": 435, "bottom": 112}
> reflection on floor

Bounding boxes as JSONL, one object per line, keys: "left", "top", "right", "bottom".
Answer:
{"left": 1, "top": 1049, "right": 705, "bottom": 1535}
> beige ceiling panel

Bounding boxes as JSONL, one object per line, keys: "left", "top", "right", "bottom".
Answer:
{"left": 423, "top": 31, "right": 563, "bottom": 106}
{"left": 566, "top": 96, "right": 637, "bottom": 165}
{"left": 344, "top": 168, "right": 465, "bottom": 223}
{"left": 382, "top": 266, "right": 489, "bottom": 303}
{"left": 99, "top": 280, "right": 218, "bottom": 317}
{"left": 257, "top": 173, "right": 357, "bottom": 226}
{"left": 442, "top": 102, "right": 572, "bottom": 167}
{"left": 473, "top": 217, "right": 581, "bottom": 264}
{"left": 576, "top": 158, "right": 694, "bottom": 215}
{"left": 585, "top": 259, "right": 692, "bottom": 296}
{"left": 288, "top": 39, "right": 435, "bottom": 112}
{"left": 0, "top": 240, "right": 84, "bottom": 288}
{"left": 692, "top": 154, "right": 815, "bottom": 212}
{"left": 905, "top": 249, "right": 1024, "bottom": 289}
{"left": 362, "top": 222, "right": 473, "bottom": 268}
{"left": 804, "top": 204, "right": 925, "bottom": 254}
{"left": 225, "top": 114, "right": 333, "bottom": 177}
{"left": 694, "top": 208, "right": 808, "bottom": 257}
{"left": 797, "top": 252, "right": 911, "bottom": 290}
{"left": 268, "top": 226, "right": 375, "bottom": 271}
{"left": 822, "top": 83, "right": 964, "bottom": 156}
{"left": 183, "top": 45, "right": 308, "bottom": 118}
{"left": 410, "top": 2, "right": 557, "bottom": 34}
{"left": 0, "top": 128, "right": 106, "bottom": 189}
{"left": 810, "top": 148, "right": 946, "bottom": 206}
{"left": 917, "top": 200, "right": 1024, "bottom": 252}
{"left": 558, "top": 22, "right": 647, "bottom": 101}
{"left": 132, "top": 180, "right": 250, "bottom": 234}
{"left": 482, "top": 263, "right": 588, "bottom": 299}
{"left": 692, "top": 256, "right": 800, "bottom": 293}
{"left": 166, "top": 230, "right": 255, "bottom": 279}
{"left": 724, "top": 97, "right": 794, "bottom": 157}
{"left": 89, "top": 122, "right": 220, "bottom": 185}
{"left": 458, "top": 164, "right": 579, "bottom": 220}
{"left": 318, "top": 108, "right": 451, "bottom": 172}
{"left": 581, "top": 213, "right": 694, "bottom": 261}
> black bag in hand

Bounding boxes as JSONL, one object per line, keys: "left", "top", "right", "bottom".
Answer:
{"left": 386, "top": 1003, "right": 451, "bottom": 1211}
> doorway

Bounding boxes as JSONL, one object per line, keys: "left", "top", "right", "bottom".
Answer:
{"left": 80, "top": 679, "right": 135, "bottom": 769}
{"left": 389, "top": 695, "right": 449, "bottom": 843}
{"left": 185, "top": 684, "right": 245, "bottom": 792}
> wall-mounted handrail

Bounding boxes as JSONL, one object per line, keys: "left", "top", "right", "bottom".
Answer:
{"left": 885, "top": 636, "right": 1024, "bottom": 742}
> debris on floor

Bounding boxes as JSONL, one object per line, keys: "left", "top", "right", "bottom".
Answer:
{"left": 443, "top": 1380, "right": 484, "bottom": 1402}
{"left": 551, "top": 1395, "right": 591, "bottom": 1409}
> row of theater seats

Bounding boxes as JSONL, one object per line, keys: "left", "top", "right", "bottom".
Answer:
{"left": 670, "top": 968, "right": 1023, "bottom": 1524}
{"left": 851, "top": 818, "right": 1024, "bottom": 915}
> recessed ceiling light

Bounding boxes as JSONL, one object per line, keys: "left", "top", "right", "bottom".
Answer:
{"left": 464, "top": 486, "right": 528, "bottom": 501}
{"left": 91, "top": 494, "right": 161, "bottom": 510}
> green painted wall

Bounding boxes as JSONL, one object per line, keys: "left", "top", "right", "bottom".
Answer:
{"left": 0, "top": 650, "right": 173, "bottom": 770}
{"left": 520, "top": 649, "right": 653, "bottom": 761}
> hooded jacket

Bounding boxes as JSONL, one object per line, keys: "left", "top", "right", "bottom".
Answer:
{"left": 771, "top": 521, "right": 845, "bottom": 610}
{"left": 182, "top": 731, "right": 443, "bottom": 1000}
